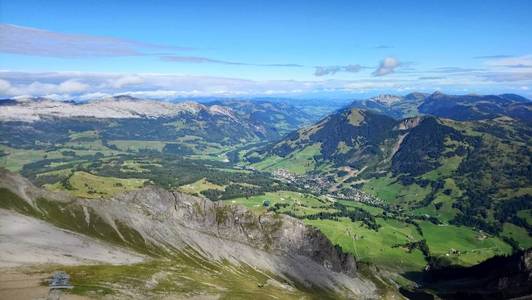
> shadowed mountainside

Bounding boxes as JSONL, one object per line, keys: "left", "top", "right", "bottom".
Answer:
{"left": 414, "top": 249, "right": 532, "bottom": 299}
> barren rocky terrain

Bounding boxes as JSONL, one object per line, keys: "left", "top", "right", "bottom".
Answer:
{"left": 0, "top": 209, "right": 144, "bottom": 267}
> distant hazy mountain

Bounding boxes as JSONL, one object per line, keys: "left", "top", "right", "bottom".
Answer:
{"left": 349, "top": 91, "right": 531, "bottom": 123}
{"left": 195, "top": 96, "right": 351, "bottom": 122}
{"left": 0, "top": 96, "right": 239, "bottom": 122}
{"left": 0, "top": 96, "right": 316, "bottom": 151}
{"left": 348, "top": 92, "right": 427, "bottom": 119}
{"left": 203, "top": 99, "right": 315, "bottom": 137}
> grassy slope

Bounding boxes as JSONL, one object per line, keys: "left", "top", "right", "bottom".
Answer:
{"left": 40, "top": 253, "right": 333, "bottom": 300}
{"left": 251, "top": 143, "right": 321, "bottom": 174}
{"left": 226, "top": 190, "right": 329, "bottom": 216}
{"left": 419, "top": 222, "right": 512, "bottom": 265}
{"left": 178, "top": 178, "right": 225, "bottom": 194}
{"left": 109, "top": 140, "right": 168, "bottom": 152}
{"left": 225, "top": 192, "right": 430, "bottom": 271}
{"left": 0, "top": 145, "right": 65, "bottom": 171}
{"left": 362, "top": 175, "right": 432, "bottom": 206}
{"left": 305, "top": 218, "right": 427, "bottom": 272}
{"left": 45, "top": 171, "right": 147, "bottom": 199}
{"left": 501, "top": 223, "right": 532, "bottom": 249}
{"left": 224, "top": 189, "right": 514, "bottom": 273}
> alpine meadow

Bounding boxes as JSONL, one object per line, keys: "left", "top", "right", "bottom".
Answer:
{"left": 0, "top": 1, "right": 531, "bottom": 299}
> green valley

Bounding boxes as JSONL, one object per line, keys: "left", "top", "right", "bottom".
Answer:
{"left": 0, "top": 92, "right": 530, "bottom": 299}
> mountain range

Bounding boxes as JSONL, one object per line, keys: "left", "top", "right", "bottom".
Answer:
{"left": 0, "top": 91, "right": 530, "bottom": 298}
{"left": 350, "top": 91, "right": 532, "bottom": 123}
{"left": 0, "top": 96, "right": 317, "bottom": 155}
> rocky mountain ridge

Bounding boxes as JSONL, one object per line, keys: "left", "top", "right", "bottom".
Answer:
{"left": 0, "top": 170, "right": 377, "bottom": 298}
{"left": 0, "top": 96, "right": 238, "bottom": 122}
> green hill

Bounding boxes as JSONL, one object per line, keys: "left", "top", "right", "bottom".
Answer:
{"left": 250, "top": 108, "right": 532, "bottom": 249}
{"left": 248, "top": 108, "right": 400, "bottom": 173}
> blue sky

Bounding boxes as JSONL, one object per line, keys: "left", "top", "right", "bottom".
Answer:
{"left": 1, "top": 0, "right": 531, "bottom": 99}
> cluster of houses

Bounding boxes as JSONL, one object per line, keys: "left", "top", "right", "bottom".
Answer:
{"left": 273, "top": 169, "right": 331, "bottom": 193}
{"left": 273, "top": 168, "right": 383, "bottom": 206}
{"left": 331, "top": 188, "right": 384, "bottom": 206}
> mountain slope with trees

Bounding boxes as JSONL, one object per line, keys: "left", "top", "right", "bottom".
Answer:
{"left": 249, "top": 102, "right": 532, "bottom": 249}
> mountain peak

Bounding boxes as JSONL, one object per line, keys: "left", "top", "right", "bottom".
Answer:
{"left": 430, "top": 90, "right": 446, "bottom": 97}
{"left": 369, "top": 94, "right": 402, "bottom": 105}
{"left": 404, "top": 92, "right": 427, "bottom": 101}
{"left": 207, "top": 104, "right": 238, "bottom": 121}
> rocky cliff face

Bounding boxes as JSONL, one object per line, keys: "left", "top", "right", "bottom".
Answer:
{"left": 395, "top": 116, "right": 422, "bottom": 130}
{"left": 0, "top": 171, "right": 375, "bottom": 297}
{"left": 95, "top": 186, "right": 358, "bottom": 275}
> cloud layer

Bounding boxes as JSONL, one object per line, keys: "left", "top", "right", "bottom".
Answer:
{"left": 0, "top": 23, "right": 305, "bottom": 69}
{"left": 0, "top": 24, "right": 530, "bottom": 98}
{"left": 314, "top": 64, "right": 363, "bottom": 76}
{"left": 161, "top": 55, "right": 303, "bottom": 67}
{"left": 372, "top": 57, "right": 400, "bottom": 76}
{"left": 1, "top": 67, "right": 530, "bottom": 100}
{"left": 0, "top": 24, "right": 191, "bottom": 58}
{"left": 0, "top": 23, "right": 405, "bottom": 78}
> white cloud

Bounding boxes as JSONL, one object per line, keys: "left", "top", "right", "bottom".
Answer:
{"left": 0, "top": 23, "right": 191, "bottom": 58}
{"left": 0, "top": 78, "right": 88, "bottom": 96}
{"left": 109, "top": 75, "right": 144, "bottom": 89}
{"left": 0, "top": 79, "right": 11, "bottom": 93}
{"left": 161, "top": 55, "right": 303, "bottom": 67}
{"left": 57, "top": 79, "right": 89, "bottom": 93}
{"left": 484, "top": 54, "right": 532, "bottom": 68}
{"left": 77, "top": 92, "right": 112, "bottom": 101}
{"left": 373, "top": 57, "right": 400, "bottom": 76}
{"left": 314, "top": 64, "right": 362, "bottom": 76}
{"left": 478, "top": 72, "right": 532, "bottom": 82}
